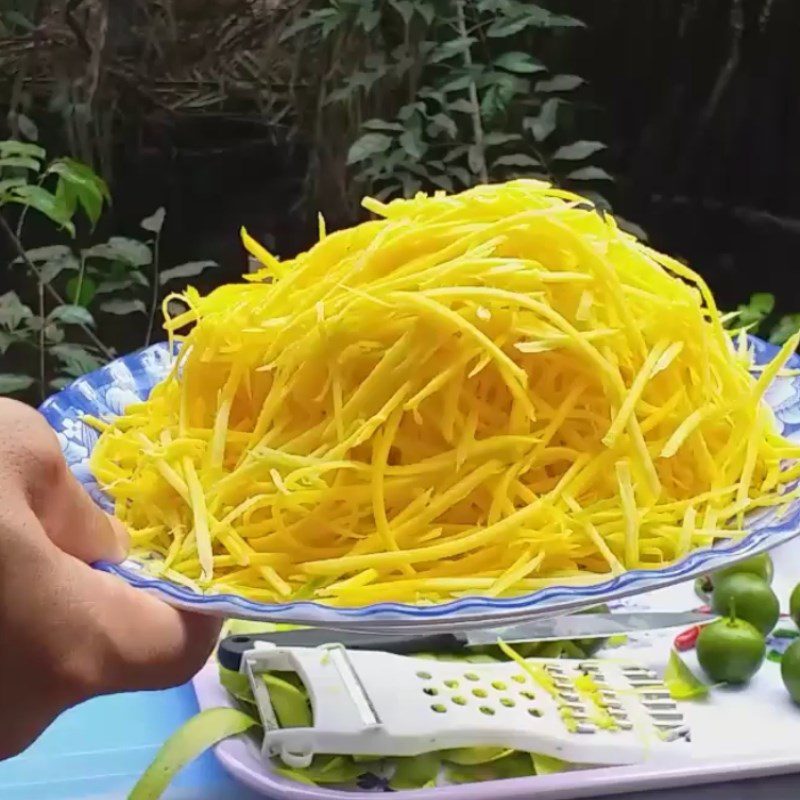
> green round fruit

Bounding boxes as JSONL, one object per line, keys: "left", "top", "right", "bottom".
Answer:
{"left": 714, "top": 553, "right": 774, "bottom": 585}
{"left": 789, "top": 583, "right": 800, "bottom": 628}
{"left": 781, "top": 639, "right": 800, "bottom": 703}
{"left": 711, "top": 572, "right": 780, "bottom": 635}
{"left": 696, "top": 618, "right": 766, "bottom": 684}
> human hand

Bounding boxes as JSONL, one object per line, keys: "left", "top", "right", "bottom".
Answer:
{"left": 0, "top": 399, "right": 221, "bottom": 760}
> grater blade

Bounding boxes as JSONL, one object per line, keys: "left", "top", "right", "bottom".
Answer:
{"left": 240, "top": 644, "right": 691, "bottom": 769}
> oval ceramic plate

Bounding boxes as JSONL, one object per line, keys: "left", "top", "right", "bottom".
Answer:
{"left": 41, "top": 337, "right": 800, "bottom": 632}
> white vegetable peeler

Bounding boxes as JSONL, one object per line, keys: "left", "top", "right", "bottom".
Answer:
{"left": 239, "top": 642, "right": 691, "bottom": 770}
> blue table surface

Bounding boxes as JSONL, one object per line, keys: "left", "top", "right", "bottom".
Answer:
{"left": 0, "top": 683, "right": 263, "bottom": 800}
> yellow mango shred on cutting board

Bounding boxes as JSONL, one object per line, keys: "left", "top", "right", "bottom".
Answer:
{"left": 88, "top": 179, "right": 800, "bottom": 605}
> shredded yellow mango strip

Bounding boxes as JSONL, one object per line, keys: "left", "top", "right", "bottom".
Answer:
{"left": 89, "top": 179, "right": 800, "bottom": 605}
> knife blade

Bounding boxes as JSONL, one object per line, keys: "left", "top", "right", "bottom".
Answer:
{"left": 217, "top": 611, "right": 716, "bottom": 672}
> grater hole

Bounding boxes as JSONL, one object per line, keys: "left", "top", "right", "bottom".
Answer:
{"left": 444, "top": 679, "right": 459, "bottom": 689}
{"left": 520, "top": 690, "right": 535, "bottom": 700}
{"left": 491, "top": 680, "right": 507, "bottom": 691}
{"left": 480, "top": 706, "right": 495, "bottom": 716}
{"left": 464, "top": 672, "right": 480, "bottom": 681}
{"left": 511, "top": 674, "right": 526, "bottom": 684}
{"left": 500, "top": 697, "right": 515, "bottom": 708}
{"left": 528, "top": 708, "right": 543, "bottom": 717}
{"left": 452, "top": 695, "right": 467, "bottom": 706}
{"left": 431, "top": 704, "right": 447, "bottom": 713}
{"left": 416, "top": 671, "right": 432, "bottom": 680}
{"left": 471, "top": 688, "right": 488, "bottom": 698}
{"left": 423, "top": 687, "right": 438, "bottom": 696}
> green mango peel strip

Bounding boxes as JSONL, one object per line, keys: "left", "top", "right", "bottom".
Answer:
{"left": 663, "top": 648, "right": 710, "bottom": 700}
{"left": 127, "top": 707, "right": 257, "bottom": 800}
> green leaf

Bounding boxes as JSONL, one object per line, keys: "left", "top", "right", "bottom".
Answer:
{"left": 26, "top": 246, "right": 80, "bottom": 282}
{"left": 553, "top": 140, "right": 607, "bottom": 161}
{"left": 736, "top": 292, "right": 775, "bottom": 329}
{"left": 769, "top": 314, "right": 800, "bottom": 345}
{"left": 100, "top": 298, "right": 147, "bottom": 315}
{"left": 50, "top": 343, "right": 105, "bottom": 376}
{"left": 468, "top": 144, "right": 485, "bottom": 174}
{"left": 362, "top": 119, "right": 404, "bottom": 132}
{"left": 23, "top": 245, "right": 74, "bottom": 263}
{"left": 94, "top": 277, "right": 137, "bottom": 295}
{"left": 535, "top": 74, "right": 585, "bottom": 93}
{"left": 0, "top": 373, "right": 35, "bottom": 394}
{"left": 347, "top": 133, "right": 392, "bottom": 165}
{"left": 44, "top": 323, "right": 64, "bottom": 344}
{"left": 5, "top": 185, "right": 74, "bottom": 234}
{"left": 84, "top": 237, "right": 152, "bottom": 268}
{"left": 431, "top": 37, "right": 476, "bottom": 64}
{"left": 493, "top": 153, "right": 542, "bottom": 168}
{"left": 664, "top": 649, "right": 709, "bottom": 701}
{"left": 399, "top": 129, "right": 426, "bottom": 160}
{"left": 417, "top": 2, "right": 435, "bottom": 24}
{"left": 449, "top": 165, "right": 472, "bottom": 187}
{"left": 398, "top": 102, "right": 425, "bottom": 121}
{"left": 566, "top": 166, "right": 615, "bottom": 182}
{"left": 388, "top": 0, "right": 414, "bottom": 24}
{"left": 0, "top": 155, "right": 41, "bottom": 171}
{"left": 66, "top": 276, "right": 98, "bottom": 307}
{"left": 430, "top": 174, "right": 454, "bottom": 192}
{"left": 279, "top": 8, "right": 338, "bottom": 41}
{"left": 449, "top": 98, "right": 475, "bottom": 114}
{"left": 49, "top": 377, "right": 73, "bottom": 390}
{"left": 524, "top": 98, "right": 560, "bottom": 142}
{"left": 494, "top": 52, "right": 545, "bottom": 74}
{"left": 0, "top": 140, "right": 46, "bottom": 159}
{"left": 47, "top": 158, "right": 110, "bottom": 225}
{"left": 547, "top": 13, "right": 586, "bottom": 28}
{"left": 159, "top": 260, "right": 218, "bottom": 286}
{"left": 0, "top": 291, "right": 34, "bottom": 329}
{"left": 141, "top": 207, "right": 166, "bottom": 234}
{"left": 483, "top": 132, "right": 522, "bottom": 147}
{"left": 0, "top": 330, "right": 21, "bottom": 354}
{"left": 0, "top": 177, "right": 26, "bottom": 195}
{"left": 486, "top": 14, "right": 534, "bottom": 37}
{"left": 128, "top": 708, "right": 257, "bottom": 800}
{"left": 48, "top": 304, "right": 95, "bottom": 326}
{"left": 430, "top": 113, "right": 458, "bottom": 139}
{"left": 443, "top": 145, "right": 469, "bottom": 163}
{"left": 15, "top": 113, "right": 39, "bottom": 142}
{"left": 2, "top": 11, "right": 36, "bottom": 31}
{"left": 439, "top": 73, "right": 475, "bottom": 94}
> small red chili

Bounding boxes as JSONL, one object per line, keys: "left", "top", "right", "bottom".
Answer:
{"left": 674, "top": 625, "right": 701, "bottom": 651}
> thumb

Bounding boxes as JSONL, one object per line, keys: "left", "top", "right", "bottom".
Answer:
{"left": 35, "top": 455, "right": 129, "bottom": 565}
{"left": 68, "top": 561, "right": 222, "bottom": 694}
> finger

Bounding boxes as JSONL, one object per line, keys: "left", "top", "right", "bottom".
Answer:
{"left": 38, "top": 465, "right": 129, "bottom": 565}
{"left": 67, "top": 561, "right": 222, "bottom": 694}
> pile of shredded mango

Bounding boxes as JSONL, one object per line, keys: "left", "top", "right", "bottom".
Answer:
{"left": 88, "top": 180, "right": 800, "bottom": 605}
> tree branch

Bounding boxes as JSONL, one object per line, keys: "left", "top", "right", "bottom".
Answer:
{"left": 0, "top": 213, "right": 114, "bottom": 361}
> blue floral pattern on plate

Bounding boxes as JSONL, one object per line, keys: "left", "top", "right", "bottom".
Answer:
{"left": 39, "top": 338, "right": 800, "bottom": 631}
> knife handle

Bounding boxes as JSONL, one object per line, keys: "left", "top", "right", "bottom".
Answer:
{"left": 217, "top": 630, "right": 466, "bottom": 672}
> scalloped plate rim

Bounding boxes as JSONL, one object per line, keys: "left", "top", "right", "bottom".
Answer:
{"left": 39, "top": 337, "right": 800, "bottom": 627}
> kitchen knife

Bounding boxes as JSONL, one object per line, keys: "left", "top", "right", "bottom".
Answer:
{"left": 217, "top": 610, "right": 715, "bottom": 672}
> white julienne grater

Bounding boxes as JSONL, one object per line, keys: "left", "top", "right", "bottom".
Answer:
{"left": 238, "top": 643, "right": 691, "bottom": 769}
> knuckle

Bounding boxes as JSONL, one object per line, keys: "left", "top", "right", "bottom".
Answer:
{"left": 0, "top": 398, "right": 62, "bottom": 470}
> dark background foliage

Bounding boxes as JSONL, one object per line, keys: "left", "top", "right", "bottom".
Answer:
{"left": 1, "top": 0, "right": 799, "bottom": 402}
